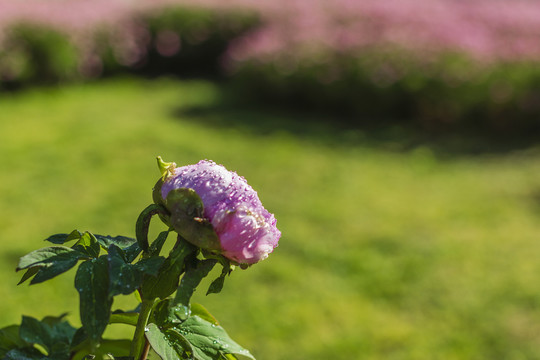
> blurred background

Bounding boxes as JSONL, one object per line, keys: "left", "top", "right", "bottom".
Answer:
{"left": 2, "top": 0, "right": 540, "bottom": 359}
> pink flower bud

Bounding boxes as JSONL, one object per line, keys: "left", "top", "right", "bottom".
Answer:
{"left": 160, "top": 160, "right": 280, "bottom": 265}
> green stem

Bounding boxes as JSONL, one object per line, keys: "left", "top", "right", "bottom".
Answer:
{"left": 130, "top": 298, "right": 156, "bottom": 360}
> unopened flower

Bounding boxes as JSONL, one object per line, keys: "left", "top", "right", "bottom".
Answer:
{"left": 155, "top": 158, "right": 280, "bottom": 265}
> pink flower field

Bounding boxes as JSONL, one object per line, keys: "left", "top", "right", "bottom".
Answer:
{"left": 227, "top": 0, "right": 540, "bottom": 64}
{"left": 2, "top": 0, "right": 540, "bottom": 68}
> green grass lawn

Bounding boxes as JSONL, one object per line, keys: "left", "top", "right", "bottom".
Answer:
{"left": 1, "top": 77, "right": 540, "bottom": 359}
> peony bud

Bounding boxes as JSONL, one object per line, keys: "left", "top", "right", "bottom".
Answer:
{"left": 155, "top": 158, "right": 280, "bottom": 265}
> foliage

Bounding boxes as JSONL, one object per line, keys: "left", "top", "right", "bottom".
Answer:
{"left": 0, "top": 24, "right": 79, "bottom": 86}
{"left": 229, "top": 51, "right": 540, "bottom": 131}
{"left": 1, "top": 156, "right": 268, "bottom": 359}
{"left": 0, "top": 3, "right": 258, "bottom": 87}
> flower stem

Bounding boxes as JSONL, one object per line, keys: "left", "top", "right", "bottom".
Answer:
{"left": 140, "top": 339, "right": 151, "bottom": 360}
{"left": 130, "top": 298, "right": 156, "bottom": 360}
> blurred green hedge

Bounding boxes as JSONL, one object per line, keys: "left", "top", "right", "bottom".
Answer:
{"left": 2, "top": 3, "right": 540, "bottom": 133}
{"left": 0, "top": 5, "right": 258, "bottom": 88}
{"left": 229, "top": 50, "right": 540, "bottom": 133}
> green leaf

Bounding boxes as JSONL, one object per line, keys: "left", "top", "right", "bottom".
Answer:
{"left": 4, "top": 347, "right": 45, "bottom": 360}
{"left": 71, "top": 339, "right": 132, "bottom": 360}
{"left": 17, "top": 246, "right": 88, "bottom": 285}
{"left": 72, "top": 232, "right": 100, "bottom": 258}
{"left": 94, "top": 234, "right": 138, "bottom": 251}
{"left": 93, "top": 234, "right": 142, "bottom": 263}
{"left": 206, "top": 259, "right": 233, "bottom": 296}
{"left": 19, "top": 316, "right": 51, "bottom": 351}
{"left": 173, "top": 259, "right": 217, "bottom": 313}
{"left": 70, "top": 327, "right": 87, "bottom": 351}
{"left": 141, "top": 237, "right": 196, "bottom": 300}
{"left": 165, "top": 188, "right": 221, "bottom": 251}
{"left": 146, "top": 231, "right": 170, "bottom": 258}
{"left": 190, "top": 303, "right": 219, "bottom": 326}
{"left": 107, "top": 245, "right": 143, "bottom": 297}
{"left": 30, "top": 263, "right": 77, "bottom": 285}
{"left": 109, "top": 312, "right": 138, "bottom": 327}
{"left": 206, "top": 275, "right": 226, "bottom": 296}
{"left": 201, "top": 253, "right": 235, "bottom": 296}
{"left": 175, "top": 316, "right": 255, "bottom": 360}
{"left": 148, "top": 298, "right": 172, "bottom": 327}
{"left": 17, "top": 246, "right": 86, "bottom": 270}
{"left": 108, "top": 245, "right": 165, "bottom": 297}
{"left": 75, "top": 257, "right": 112, "bottom": 346}
{"left": 0, "top": 325, "right": 26, "bottom": 358}
{"left": 122, "top": 242, "right": 143, "bottom": 263}
{"left": 40, "top": 314, "right": 77, "bottom": 347}
{"left": 18, "top": 315, "right": 75, "bottom": 360}
{"left": 17, "top": 267, "right": 39, "bottom": 285}
{"left": 150, "top": 298, "right": 189, "bottom": 327}
{"left": 206, "top": 255, "right": 235, "bottom": 295}
{"left": 136, "top": 204, "right": 169, "bottom": 251}
{"left": 145, "top": 323, "right": 192, "bottom": 360}
{"left": 45, "top": 230, "right": 83, "bottom": 244}
{"left": 134, "top": 257, "right": 165, "bottom": 277}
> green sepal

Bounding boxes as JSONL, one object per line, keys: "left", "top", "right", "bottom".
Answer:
{"left": 156, "top": 156, "right": 176, "bottom": 180}
{"left": 136, "top": 204, "right": 170, "bottom": 251}
{"left": 140, "top": 236, "right": 196, "bottom": 300}
{"left": 152, "top": 177, "right": 165, "bottom": 207}
{"left": 17, "top": 246, "right": 89, "bottom": 285}
{"left": 75, "top": 256, "right": 112, "bottom": 347}
{"left": 165, "top": 188, "right": 221, "bottom": 252}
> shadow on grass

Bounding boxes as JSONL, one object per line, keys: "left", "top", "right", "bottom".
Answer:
{"left": 171, "top": 82, "right": 540, "bottom": 158}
